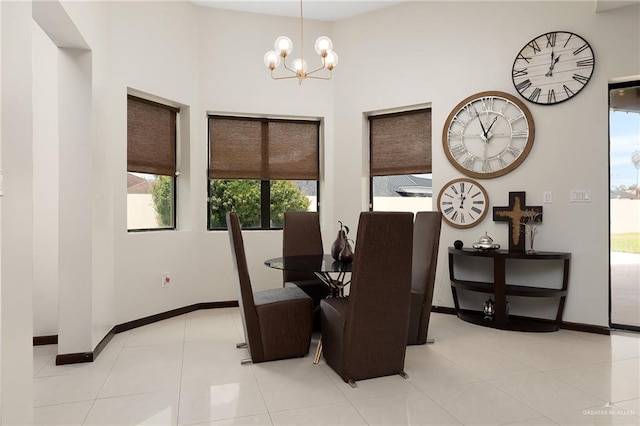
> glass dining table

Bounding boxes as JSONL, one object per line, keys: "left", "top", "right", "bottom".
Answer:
{"left": 264, "top": 254, "right": 353, "bottom": 297}
{"left": 264, "top": 254, "right": 353, "bottom": 364}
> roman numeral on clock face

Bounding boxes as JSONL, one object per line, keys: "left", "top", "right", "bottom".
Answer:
{"left": 573, "top": 74, "right": 589, "bottom": 86}
{"left": 527, "top": 39, "right": 541, "bottom": 53}
{"left": 516, "top": 79, "right": 532, "bottom": 92}
{"left": 545, "top": 32, "right": 557, "bottom": 47}
{"left": 512, "top": 68, "right": 528, "bottom": 78}
{"left": 528, "top": 87, "right": 541, "bottom": 102}
{"left": 577, "top": 58, "right": 594, "bottom": 67}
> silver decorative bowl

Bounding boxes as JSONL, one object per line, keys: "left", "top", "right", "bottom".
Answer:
{"left": 473, "top": 232, "right": 500, "bottom": 250}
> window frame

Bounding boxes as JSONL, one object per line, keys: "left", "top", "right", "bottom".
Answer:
{"left": 127, "top": 94, "right": 179, "bottom": 232}
{"left": 207, "top": 115, "right": 321, "bottom": 231}
{"left": 368, "top": 107, "right": 433, "bottom": 211}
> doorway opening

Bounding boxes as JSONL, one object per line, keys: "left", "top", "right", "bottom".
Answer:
{"left": 609, "top": 79, "right": 640, "bottom": 331}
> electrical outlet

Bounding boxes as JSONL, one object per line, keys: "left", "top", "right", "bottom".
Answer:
{"left": 161, "top": 273, "right": 171, "bottom": 288}
{"left": 543, "top": 191, "right": 552, "bottom": 203}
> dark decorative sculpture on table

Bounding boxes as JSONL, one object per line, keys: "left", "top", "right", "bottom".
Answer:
{"left": 453, "top": 240, "right": 464, "bottom": 250}
{"left": 493, "top": 192, "right": 542, "bottom": 252}
{"left": 331, "top": 221, "right": 350, "bottom": 261}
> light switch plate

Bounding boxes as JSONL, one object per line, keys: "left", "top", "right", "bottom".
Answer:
{"left": 570, "top": 189, "right": 591, "bottom": 203}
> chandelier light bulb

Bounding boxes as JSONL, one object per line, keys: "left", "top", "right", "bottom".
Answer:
{"left": 263, "top": 51, "right": 281, "bottom": 70}
{"left": 292, "top": 58, "right": 308, "bottom": 74}
{"left": 324, "top": 51, "right": 339, "bottom": 70}
{"left": 274, "top": 36, "right": 293, "bottom": 57}
{"left": 314, "top": 36, "right": 333, "bottom": 56}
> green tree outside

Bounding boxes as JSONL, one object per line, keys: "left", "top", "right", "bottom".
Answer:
{"left": 151, "top": 175, "right": 173, "bottom": 227}
{"left": 152, "top": 177, "right": 311, "bottom": 229}
{"left": 208, "top": 179, "right": 311, "bottom": 228}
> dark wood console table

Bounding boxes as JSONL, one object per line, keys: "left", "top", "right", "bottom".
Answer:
{"left": 448, "top": 248, "right": 571, "bottom": 332}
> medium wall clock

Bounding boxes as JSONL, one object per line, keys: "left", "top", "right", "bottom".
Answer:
{"left": 437, "top": 178, "right": 489, "bottom": 229}
{"left": 442, "top": 91, "right": 535, "bottom": 179}
{"left": 512, "top": 31, "right": 595, "bottom": 105}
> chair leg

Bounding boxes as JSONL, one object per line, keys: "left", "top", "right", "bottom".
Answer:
{"left": 348, "top": 379, "right": 357, "bottom": 388}
{"left": 313, "top": 339, "right": 323, "bottom": 364}
{"left": 240, "top": 358, "right": 253, "bottom": 365}
{"left": 236, "top": 342, "right": 247, "bottom": 348}
{"left": 426, "top": 338, "right": 435, "bottom": 344}
{"left": 399, "top": 371, "right": 409, "bottom": 380}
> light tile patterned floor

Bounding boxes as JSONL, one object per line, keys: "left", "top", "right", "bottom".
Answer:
{"left": 33, "top": 309, "right": 640, "bottom": 425}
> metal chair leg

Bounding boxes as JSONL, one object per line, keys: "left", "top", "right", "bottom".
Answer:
{"left": 236, "top": 342, "right": 247, "bottom": 348}
{"left": 348, "top": 379, "right": 357, "bottom": 388}
{"left": 399, "top": 371, "right": 409, "bottom": 379}
{"left": 240, "top": 358, "right": 253, "bottom": 365}
{"left": 313, "top": 339, "right": 323, "bottom": 364}
{"left": 426, "top": 338, "right": 435, "bottom": 344}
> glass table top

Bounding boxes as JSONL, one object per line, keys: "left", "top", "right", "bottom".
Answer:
{"left": 264, "top": 254, "right": 353, "bottom": 273}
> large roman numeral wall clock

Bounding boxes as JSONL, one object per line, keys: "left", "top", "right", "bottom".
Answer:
{"left": 512, "top": 31, "right": 595, "bottom": 105}
{"left": 442, "top": 91, "right": 535, "bottom": 179}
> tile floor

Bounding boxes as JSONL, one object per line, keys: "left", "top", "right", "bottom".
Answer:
{"left": 611, "top": 252, "right": 640, "bottom": 328}
{"left": 32, "top": 309, "right": 640, "bottom": 425}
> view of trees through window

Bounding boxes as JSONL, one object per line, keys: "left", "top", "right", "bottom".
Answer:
{"left": 208, "top": 179, "right": 316, "bottom": 229}
{"left": 127, "top": 173, "right": 174, "bottom": 230}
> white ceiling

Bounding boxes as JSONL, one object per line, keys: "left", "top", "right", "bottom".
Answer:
{"left": 190, "top": 0, "right": 412, "bottom": 21}
{"left": 191, "top": 0, "right": 639, "bottom": 21}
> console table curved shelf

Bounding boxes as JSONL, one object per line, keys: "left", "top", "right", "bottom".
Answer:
{"left": 448, "top": 248, "right": 571, "bottom": 332}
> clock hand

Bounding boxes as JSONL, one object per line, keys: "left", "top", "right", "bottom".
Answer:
{"left": 475, "top": 111, "right": 488, "bottom": 138}
{"left": 485, "top": 116, "right": 499, "bottom": 139}
{"left": 545, "top": 52, "right": 561, "bottom": 77}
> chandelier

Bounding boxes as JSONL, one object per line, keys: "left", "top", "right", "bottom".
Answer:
{"left": 263, "top": 0, "right": 338, "bottom": 84}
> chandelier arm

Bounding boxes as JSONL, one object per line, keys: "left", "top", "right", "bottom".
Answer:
{"left": 306, "top": 73, "right": 333, "bottom": 81}
{"left": 281, "top": 60, "right": 296, "bottom": 73}
{"left": 307, "top": 64, "right": 329, "bottom": 76}
{"left": 271, "top": 73, "right": 302, "bottom": 81}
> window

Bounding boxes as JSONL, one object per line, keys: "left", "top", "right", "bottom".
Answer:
{"left": 127, "top": 95, "right": 179, "bottom": 231}
{"left": 369, "top": 108, "right": 432, "bottom": 213}
{"left": 208, "top": 115, "right": 320, "bottom": 230}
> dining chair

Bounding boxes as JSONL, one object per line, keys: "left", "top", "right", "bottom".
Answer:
{"left": 407, "top": 211, "right": 442, "bottom": 345}
{"left": 227, "top": 212, "right": 313, "bottom": 364}
{"left": 320, "top": 211, "right": 414, "bottom": 387}
{"left": 283, "top": 212, "right": 330, "bottom": 327}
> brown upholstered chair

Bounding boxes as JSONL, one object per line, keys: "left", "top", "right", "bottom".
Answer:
{"left": 407, "top": 211, "right": 442, "bottom": 345}
{"left": 227, "top": 212, "right": 313, "bottom": 364}
{"left": 282, "top": 212, "right": 331, "bottom": 308}
{"left": 320, "top": 211, "right": 414, "bottom": 387}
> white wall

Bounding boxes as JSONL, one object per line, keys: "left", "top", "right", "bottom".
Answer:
{"left": 331, "top": 1, "right": 640, "bottom": 327}
{"left": 1, "top": 1, "right": 34, "bottom": 423}
{"left": 33, "top": 22, "right": 59, "bottom": 337}
{"left": 106, "top": 2, "right": 336, "bottom": 323}
{"left": 29, "top": 1, "right": 640, "bottom": 341}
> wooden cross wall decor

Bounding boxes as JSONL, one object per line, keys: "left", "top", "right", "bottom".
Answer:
{"left": 493, "top": 191, "right": 543, "bottom": 252}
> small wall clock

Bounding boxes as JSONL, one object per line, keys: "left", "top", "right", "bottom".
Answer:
{"left": 512, "top": 31, "right": 595, "bottom": 105}
{"left": 442, "top": 91, "right": 535, "bottom": 179}
{"left": 437, "top": 178, "right": 489, "bottom": 229}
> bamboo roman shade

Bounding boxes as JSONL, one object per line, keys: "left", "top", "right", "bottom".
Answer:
{"left": 127, "top": 95, "right": 178, "bottom": 176}
{"left": 209, "top": 116, "right": 320, "bottom": 180}
{"left": 369, "top": 108, "right": 432, "bottom": 176}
